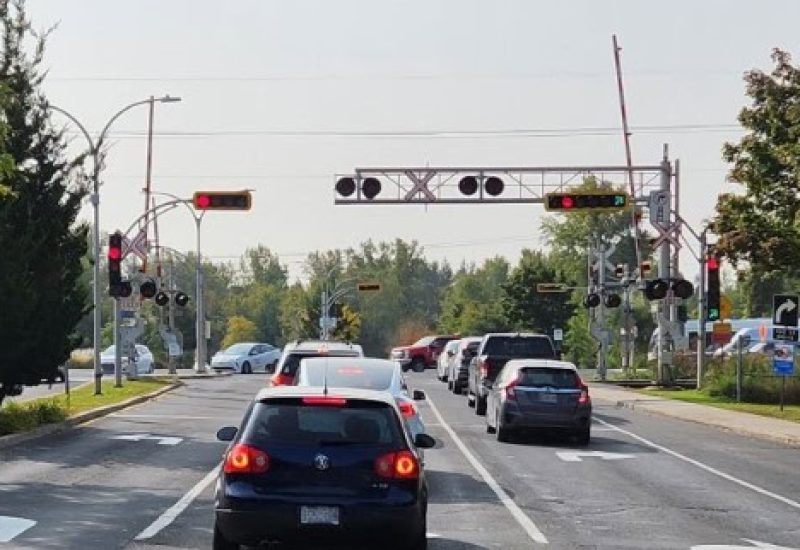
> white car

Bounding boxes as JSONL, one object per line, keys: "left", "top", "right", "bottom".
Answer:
{"left": 100, "top": 344, "right": 154, "bottom": 375}
{"left": 437, "top": 339, "right": 461, "bottom": 382}
{"left": 211, "top": 342, "right": 282, "bottom": 374}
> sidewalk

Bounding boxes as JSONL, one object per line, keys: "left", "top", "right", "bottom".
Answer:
{"left": 589, "top": 383, "right": 800, "bottom": 448}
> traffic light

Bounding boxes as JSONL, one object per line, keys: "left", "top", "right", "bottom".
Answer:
{"left": 140, "top": 279, "right": 157, "bottom": 299}
{"left": 544, "top": 192, "right": 629, "bottom": 212}
{"left": 605, "top": 294, "right": 622, "bottom": 308}
{"left": 707, "top": 255, "right": 721, "bottom": 321}
{"left": 192, "top": 191, "right": 252, "bottom": 211}
{"left": 361, "top": 178, "right": 381, "bottom": 200}
{"left": 335, "top": 177, "right": 356, "bottom": 197}
{"left": 583, "top": 293, "right": 601, "bottom": 308}
{"left": 643, "top": 278, "right": 695, "bottom": 301}
{"left": 108, "top": 232, "right": 123, "bottom": 297}
{"left": 672, "top": 279, "right": 695, "bottom": 300}
{"left": 175, "top": 292, "right": 190, "bottom": 307}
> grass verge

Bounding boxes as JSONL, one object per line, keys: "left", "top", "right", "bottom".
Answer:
{"left": 0, "top": 379, "right": 171, "bottom": 436}
{"left": 639, "top": 389, "right": 800, "bottom": 423}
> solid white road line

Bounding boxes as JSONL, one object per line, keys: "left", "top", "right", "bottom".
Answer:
{"left": 0, "top": 516, "right": 36, "bottom": 543}
{"left": 135, "top": 464, "right": 221, "bottom": 540}
{"left": 425, "top": 396, "right": 549, "bottom": 545}
{"left": 595, "top": 418, "right": 800, "bottom": 511}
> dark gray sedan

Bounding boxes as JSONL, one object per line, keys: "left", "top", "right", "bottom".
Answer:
{"left": 485, "top": 359, "right": 591, "bottom": 444}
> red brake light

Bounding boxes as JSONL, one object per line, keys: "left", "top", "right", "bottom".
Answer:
{"left": 479, "top": 356, "right": 489, "bottom": 378}
{"left": 576, "top": 376, "right": 590, "bottom": 404}
{"left": 505, "top": 378, "right": 519, "bottom": 401}
{"left": 224, "top": 443, "right": 270, "bottom": 474}
{"left": 397, "top": 400, "right": 417, "bottom": 418}
{"left": 270, "top": 373, "right": 292, "bottom": 386}
{"left": 302, "top": 396, "right": 347, "bottom": 406}
{"left": 374, "top": 450, "right": 419, "bottom": 480}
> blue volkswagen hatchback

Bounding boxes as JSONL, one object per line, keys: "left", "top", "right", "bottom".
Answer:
{"left": 214, "top": 386, "right": 435, "bottom": 549}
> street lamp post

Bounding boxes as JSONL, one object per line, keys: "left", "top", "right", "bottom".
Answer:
{"left": 51, "top": 96, "right": 181, "bottom": 395}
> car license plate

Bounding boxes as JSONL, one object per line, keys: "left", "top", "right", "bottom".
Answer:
{"left": 539, "top": 393, "right": 558, "bottom": 404}
{"left": 300, "top": 506, "right": 340, "bottom": 526}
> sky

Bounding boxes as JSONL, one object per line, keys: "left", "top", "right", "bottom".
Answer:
{"left": 26, "top": 0, "right": 800, "bottom": 282}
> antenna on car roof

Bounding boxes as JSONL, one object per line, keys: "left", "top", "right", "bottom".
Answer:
{"left": 323, "top": 359, "right": 329, "bottom": 396}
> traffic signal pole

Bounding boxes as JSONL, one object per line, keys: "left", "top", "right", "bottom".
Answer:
{"left": 697, "top": 229, "right": 708, "bottom": 389}
{"left": 656, "top": 154, "right": 673, "bottom": 385}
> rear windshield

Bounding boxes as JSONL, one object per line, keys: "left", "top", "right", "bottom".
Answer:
{"left": 483, "top": 336, "right": 554, "bottom": 358}
{"left": 518, "top": 367, "right": 579, "bottom": 389}
{"left": 302, "top": 365, "right": 394, "bottom": 391}
{"left": 280, "top": 351, "right": 360, "bottom": 376}
{"left": 242, "top": 399, "right": 403, "bottom": 447}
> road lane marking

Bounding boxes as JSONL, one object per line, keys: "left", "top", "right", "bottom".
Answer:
{"left": 135, "top": 464, "right": 221, "bottom": 540}
{"left": 556, "top": 451, "right": 635, "bottom": 462}
{"left": 425, "top": 396, "right": 548, "bottom": 544}
{"left": 0, "top": 516, "right": 36, "bottom": 543}
{"left": 110, "top": 414, "right": 218, "bottom": 420}
{"left": 595, "top": 418, "right": 800, "bottom": 511}
{"left": 691, "top": 539, "right": 798, "bottom": 549}
{"left": 111, "top": 433, "right": 183, "bottom": 446}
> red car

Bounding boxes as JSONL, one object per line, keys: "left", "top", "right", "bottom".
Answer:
{"left": 390, "top": 335, "right": 460, "bottom": 372}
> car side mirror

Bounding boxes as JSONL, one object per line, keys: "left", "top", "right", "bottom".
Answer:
{"left": 412, "top": 389, "right": 426, "bottom": 401}
{"left": 216, "top": 426, "right": 238, "bottom": 442}
{"left": 414, "top": 433, "right": 436, "bottom": 449}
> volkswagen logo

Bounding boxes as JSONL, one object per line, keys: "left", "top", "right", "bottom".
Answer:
{"left": 314, "top": 453, "right": 331, "bottom": 471}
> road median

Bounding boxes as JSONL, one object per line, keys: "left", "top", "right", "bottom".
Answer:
{"left": 0, "top": 378, "right": 180, "bottom": 450}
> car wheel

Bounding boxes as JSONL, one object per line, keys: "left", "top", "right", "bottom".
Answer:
{"left": 486, "top": 414, "right": 496, "bottom": 434}
{"left": 575, "top": 423, "right": 591, "bottom": 446}
{"left": 241, "top": 362, "right": 251, "bottom": 375}
{"left": 496, "top": 421, "right": 512, "bottom": 443}
{"left": 212, "top": 523, "right": 239, "bottom": 550}
{"left": 452, "top": 381, "right": 461, "bottom": 395}
{"left": 467, "top": 390, "right": 475, "bottom": 407}
{"left": 447, "top": 379, "right": 454, "bottom": 391}
{"left": 411, "top": 358, "right": 425, "bottom": 373}
{"left": 475, "top": 395, "right": 487, "bottom": 416}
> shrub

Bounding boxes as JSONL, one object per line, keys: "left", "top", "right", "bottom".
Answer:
{"left": 0, "top": 400, "right": 68, "bottom": 436}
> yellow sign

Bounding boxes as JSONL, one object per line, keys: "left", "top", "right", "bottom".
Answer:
{"left": 712, "top": 322, "right": 732, "bottom": 335}
{"left": 720, "top": 295, "right": 732, "bottom": 320}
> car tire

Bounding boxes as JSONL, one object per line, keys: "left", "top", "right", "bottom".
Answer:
{"left": 447, "top": 379, "right": 454, "bottom": 391}
{"left": 411, "top": 358, "right": 425, "bottom": 373}
{"left": 496, "top": 422, "right": 512, "bottom": 443}
{"left": 212, "top": 523, "right": 239, "bottom": 550}
{"left": 452, "top": 381, "right": 461, "bottom": 395}
{"left": 467, "top": 390, "right": 475, "bottom": 408}
{"left": 475, "top": 395, "right": 487, "bottom": 416}
{"left": 486, "top": 416, "right": 496, "bottom": 434}
{"left": 241, "top": 362, "right": 251, "bottom": 375}
{"left": 575, "top": 424, "right": 591, "bottom": 446}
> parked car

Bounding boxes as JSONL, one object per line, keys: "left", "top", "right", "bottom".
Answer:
{"left": 467, "top": 333, "right": 558, "bottom": 416}
{"left": 447, "top": 337, "right": 482, "bottom": 395}
{"left": 211, "top": 342, "right": 282, "bottom": 374}
{"left": 295, "top": 356, "right": 427, "bottom": 439}
{"left": 99, "top": 344, "right": 154, "bottom": 375}
{"left": 485, "top": 359, "right": 592, "bottom": 444}
{"left": 270, "top": 340, "right": 364, "bottom": 386}
{"left": 390, "top": 335, "right": 460, "bottom": 372}
{"left": 213, "top": 386, "right": 435, "bottom": 550}
{"left": 436, "top": 340, "right": 461, "bottom": 382}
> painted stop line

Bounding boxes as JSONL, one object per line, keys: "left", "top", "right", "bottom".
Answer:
{"left": 556, "top": 451, "right": 635, "bottom": 462}
{"left": 0, "top": 516, "right": 36, "bottom": 542}
{"left": 691, "top": 539, "right": 798, "bottom": 550}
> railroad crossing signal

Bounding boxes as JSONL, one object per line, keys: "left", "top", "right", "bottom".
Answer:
{"left": 544, "top": 191, "right": 629, "bottom": 213}
{"left": 192, "top": 191, "right": 252, "bottom": 211}
{"left": 536, "top": 283, "right": 568, "bottom": 293}
{"left": 357, "top": 283, "right": 382, "bottom": 292}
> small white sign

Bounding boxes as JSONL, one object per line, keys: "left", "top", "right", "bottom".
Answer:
{"left": 553, "top": 329, "right": 564, "bottom": 341}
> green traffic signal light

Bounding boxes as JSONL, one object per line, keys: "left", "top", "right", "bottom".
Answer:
{"left": 708, "top": 308, "right": 720, "bottom": 321}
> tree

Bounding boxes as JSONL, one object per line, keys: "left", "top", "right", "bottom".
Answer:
{"left": 438, "top": 257, "right": 510, "bottom": 335}
{"left": 221, "top": 316, "right": 258, "bottom": 349}
{"left": 503, "top": 250, "right": 574, "bottom": 333}
{"left": 713, "top": 49, "right": 800, "bottom": 276}
{"left": 0, "top": 0, "right": 89, "bottom": 403}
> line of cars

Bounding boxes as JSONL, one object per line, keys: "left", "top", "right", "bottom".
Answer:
{"left": 213, "top": 339, "right": 435, "bottom": 549}
{"left": 434, "top": 332, "right": 593, "bottom": 445}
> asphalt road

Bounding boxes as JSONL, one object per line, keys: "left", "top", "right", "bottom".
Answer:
{"left": 3, "top": 370, "right": 94, "bottom": 406}
{"left": 0, "top": 371, "right": 798, "bottom": 549}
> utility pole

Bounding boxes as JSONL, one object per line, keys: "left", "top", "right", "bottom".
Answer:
{"left": 596, "top": 238, "right": 608, "bottom": 381}
{"left": 620, "top": 263, "right": 633, "bottom": 375}
{"left": 168, "top": 257, "right": 178, "bottom": 374}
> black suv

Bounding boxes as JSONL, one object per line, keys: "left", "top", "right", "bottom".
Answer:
{"left": 467, "top": 333, "right": 558, "bottom": 415}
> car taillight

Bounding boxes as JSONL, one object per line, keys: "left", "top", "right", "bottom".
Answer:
{"left": 505, "top": 379, "right": 519, "bottom": 401}
{"left": 374, "top": 450, "right": 419, "bottom": 480}
{"left": 576, "top": 376, "right": 590, "bottom": 404}
{"left": 224, "top": 443, "right": 270, "bottom": 474}
{"left": 302, "top": 396, "right": 347, "bottom": 406}
{"left": 479, "top": 357, "right": 489, "bottom": 378}
{"left": 397, "top": 400, "right": 417, "bottom": 418}
{"left": 270, "top": 373, "right": 291, "bottom": 386}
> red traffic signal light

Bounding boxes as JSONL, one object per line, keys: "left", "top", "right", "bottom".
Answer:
{"left": 192, "top": 191, "right": 252, "bottom": 211}
{"left": 108, "top": 232, "right": 123, "bottom": 297}
{"left": 545, "top": 192, "right": 629, "bottom": 212}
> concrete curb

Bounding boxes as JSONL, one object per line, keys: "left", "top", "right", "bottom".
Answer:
{"left": 0, "top": 381, "right": 182, "bottom": 451}
{"left": 597, "top": 390, "right": 800, "bottom": 448}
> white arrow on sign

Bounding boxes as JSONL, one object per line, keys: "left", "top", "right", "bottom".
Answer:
{"left": 691, "top": 539, "right": 798, "bottom": 550}
{"left": 0, "top": 516, "right": 36, "bottom": 543}
{"left": 111, "top": 433, "right": 183, "bottom": 446}
{"left": 774, "top": 299, "right": 797, "bottom": 324}
{"left": 555, "top": 451, "right": 635, "bottom": 462}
